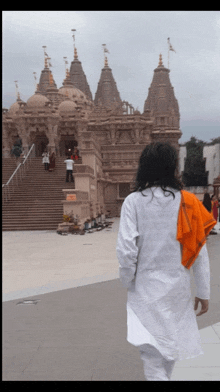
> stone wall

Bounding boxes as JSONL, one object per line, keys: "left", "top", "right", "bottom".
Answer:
{"left": 203, "top": 143, "right": 220, "bottom": 185}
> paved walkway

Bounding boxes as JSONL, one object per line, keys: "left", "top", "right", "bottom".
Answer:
{"left": 2, "top": 219, "right": 220, "bottom": 381}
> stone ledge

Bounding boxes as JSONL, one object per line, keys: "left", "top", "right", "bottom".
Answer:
{"left": 73, "top": 172, "right": 95, "bottom": 180}
{"left": 74, "top": 164, "right": 94, "bottom": 175}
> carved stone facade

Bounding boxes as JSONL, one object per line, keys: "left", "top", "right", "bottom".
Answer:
{"left": 2, "top": 53, "right": 182, "bottom": 216}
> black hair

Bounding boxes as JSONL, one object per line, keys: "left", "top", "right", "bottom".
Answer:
{"left": 203, "top": 192, "right": 212, "bottom": 212}
{"left": 132, "top": 142, "right": 183, "bottom": 199}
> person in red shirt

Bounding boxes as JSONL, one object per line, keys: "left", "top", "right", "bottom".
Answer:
{"left": 211, "top": 194, "right": 219, "bottom": 222}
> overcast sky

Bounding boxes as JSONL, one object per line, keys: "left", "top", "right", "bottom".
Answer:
{"left": 2, "top": 10, "right": 220, "bottom": 143}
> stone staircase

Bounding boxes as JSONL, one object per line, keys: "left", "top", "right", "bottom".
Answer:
{"left": 2, "top": 157, "right": 76, "bottom": 231}
{"left": 2, "top": 157, "right": 18, "bottom": 185}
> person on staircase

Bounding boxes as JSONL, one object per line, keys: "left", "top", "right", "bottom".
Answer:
{"left": 64, "top": 156, "right": 74, "bottom": 183}
{"left": 211, "top": 194, "right": 219, "bottom": 233}
{"left": 71, "top": 148, "right": 79, "bottom": 161}
{"left": 48, "top": 152, "right": 56, "bottom": 172}
{"left": 42, "top": 149, "right": 50, "bottom": 171}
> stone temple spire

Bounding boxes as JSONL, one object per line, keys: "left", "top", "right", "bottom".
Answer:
{"left": 143, "top": 54, "right": 180, "bottom": 130}
{"left": 94, "top": 57, "right": 122, "bottom": 109}
{"left": 38, "top": 46, "right": 57, "bottom": 95}
{"left": 69, "top": 31, "right": 93, "bottom": 101}
{"left": 45, "top": 70, "right": 58, "bottom": 102}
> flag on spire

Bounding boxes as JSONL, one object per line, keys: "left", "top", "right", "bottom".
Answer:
{"left": 167, "top": 37, "right": 176, "bottom": 53}
{"left": 71, "top": 29, "right": 76, "bottom": 47}
{"left": 102, "top": 44, "right": 110, "bottom": 54}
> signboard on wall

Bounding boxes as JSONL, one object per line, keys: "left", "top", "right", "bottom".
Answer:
{"left": 66, "top": 194, "right": 77, "bottom": 201}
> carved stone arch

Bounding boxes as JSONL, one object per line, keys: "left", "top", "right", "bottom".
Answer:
{"left": 29, "top": 127, "right": 49, "bottom": 157}
{"left": 59, "top": 132, "right": 79, "bottom": 157}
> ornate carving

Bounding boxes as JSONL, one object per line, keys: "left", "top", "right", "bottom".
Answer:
{"left": 117, "top": 130, "right": 133, "bottom": 145}
{"left": 111, "top": 174, "right": 133, "bottom": 182}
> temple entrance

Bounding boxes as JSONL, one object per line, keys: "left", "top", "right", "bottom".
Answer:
{"left": 59, "top": 135, "right": 78, "bottom": 157}
{"left": 32, "top": 131, "right": 49, "bottom": 157}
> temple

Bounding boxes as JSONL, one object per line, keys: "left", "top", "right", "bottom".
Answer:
{"left": 2, "top": 43, "right": 182, "bottom": 230}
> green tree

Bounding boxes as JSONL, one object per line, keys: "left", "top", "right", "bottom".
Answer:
{"left": 182, "top": 136, "right": 208, "bottom": 186}
{"left": 205, "top": 136, "right": 220, "bottom": 146}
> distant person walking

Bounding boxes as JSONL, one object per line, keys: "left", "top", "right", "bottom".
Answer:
{"left": 64, "top": 156, "right": 74, "bottom": 183}
{"left": 202, "top": 192, "right": 212, "bottom": 213}
{"left": 211, "top": 195, "right": 219, "bottom": 232}
{"left": 218, "top": 197, "right": 220, "bottom": 231}
{"left": 71, "top": 148, "right": 79, "bottom": 161}
{"left": 211, "top": 195, "right": 219, "bottom": 222}
{"left": 117, "top": 142, "right": 216, "bottom": 381}
{"left": 42, "top": 150, "right": 49, "bottom": 171}
{"left": 48, "top": 152, "right": 56, "bottom": 172}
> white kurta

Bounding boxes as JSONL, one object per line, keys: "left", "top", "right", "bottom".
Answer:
{"left": 116, "top": 187, "right": 210, "bottom": 362}
{"left": 42, "top": 152, "right": 49, "bottom": 163}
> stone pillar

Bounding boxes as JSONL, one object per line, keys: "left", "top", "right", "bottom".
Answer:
{"left": 76, "top": 119, "right": 88, "bottom": 156}
{"left": 47, "top": 121, "right": 59, "bottom": 155}
{"left": 2, "top": 128, "right": 11, "bottom": 157}
{"left": 15, "top": 117, "right": 30, "bottom": 155}
{"left": 109, "top": 124, "right": 116, "bottom": 145}
{"left": 19, "top": 131, "right": 30, "bottom": 155}
{"left": 132, "top": 126, "right": 141, "bottom": 144}
{"left": 58, "top": 189, "right": 90, "bottom": 232}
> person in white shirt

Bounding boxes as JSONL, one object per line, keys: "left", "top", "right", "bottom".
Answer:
{"left": 42, "top": 150, "right": 50, "bottom": 171}
{"left": 116, "top": 142, "right": 210, "bottom": 381}
{"left": 64, "top": 156, "right": 74, "bottom": 183}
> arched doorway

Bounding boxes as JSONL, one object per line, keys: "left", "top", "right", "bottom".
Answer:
{"left": 32, "top": 131, "right": 49, "bottom": 157}
{"left": 59, "top": 135, "right": 78, "bottom": 157}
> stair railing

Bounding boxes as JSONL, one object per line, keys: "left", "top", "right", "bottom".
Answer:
{"left": 2, "top": 143, "right": 35, "bottom": 204}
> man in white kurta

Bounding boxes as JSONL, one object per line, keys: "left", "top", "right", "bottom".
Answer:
{"left": 116, "top": 187, "right": 210, "bottom": 380}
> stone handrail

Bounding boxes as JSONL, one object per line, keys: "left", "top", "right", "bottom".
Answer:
{"left": 2, "top": 143, "right": 35, "bottom": 203}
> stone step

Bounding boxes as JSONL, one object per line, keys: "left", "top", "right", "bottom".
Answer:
{"left": 2, "top": 203, "right": 63, "bottom": 210}
{"left": 2, "top": 223, "right": 62, "bottom": 229}
{"left": 3, "top": 226, "right": 59, "bottom": 231}
{"left": 2, "top": 210, "right": 63, "bottom": 216}
{"left": 2, "top": 217, "right": 61, "bottom": 222}
{"left": 4, "top": 196, "right": 71, "bottom": 201}
{"left": 2, "top": 215, "right": 62, "bottom": 220}
{"left": 2, "top": 207, "right": 63, "bottom": 212}
{"left": 8, "top": 188, "right": 72, "bottom": 193}
{"left": 4, "top": 203, "right": 64, "bottom": 208}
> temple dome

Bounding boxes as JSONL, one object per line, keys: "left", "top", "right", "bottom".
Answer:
{"left": 9, "top": 101, "right": 22, "bottom": 115}
{"left": 9, "top": 95, "right": 25, "bottom": 115}
{"left": 58, "top": 99, "right": 77, "bottom": 114}
{"left": 26, "top": 93, "right": 49, "bottom": 108}
{"left": 58, "top": 86, "right": 88, "bottom": 104}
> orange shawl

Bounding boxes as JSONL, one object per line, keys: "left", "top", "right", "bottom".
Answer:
{"left": 177, "top": 190, "right": 216, "bottom": 269}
